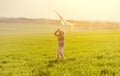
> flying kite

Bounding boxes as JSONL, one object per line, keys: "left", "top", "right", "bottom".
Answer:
{"left": 55, "top": 10, "right": 78, "bottom": 31}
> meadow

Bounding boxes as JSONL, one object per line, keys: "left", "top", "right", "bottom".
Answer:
{"left": 0, "top": 23, "right": 120, "bottom": 76}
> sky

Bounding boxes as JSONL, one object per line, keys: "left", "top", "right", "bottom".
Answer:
{"left": 0, "top": 0, "right": 120, "bottom": 22}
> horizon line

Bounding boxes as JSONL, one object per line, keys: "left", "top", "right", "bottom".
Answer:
{"left": 0, "top": 16, "right": 120, "bottom": 23}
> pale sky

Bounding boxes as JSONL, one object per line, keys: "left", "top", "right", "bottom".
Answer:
{"left": 0, "top": 0, "right": 120, "bottom": 22}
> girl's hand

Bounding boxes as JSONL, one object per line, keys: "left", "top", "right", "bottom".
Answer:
{"left": 56, "top": 28, "right": 60, "bottom": 32}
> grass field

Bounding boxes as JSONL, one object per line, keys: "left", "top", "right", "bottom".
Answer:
{"left": 0, "top": 23, "right": 120, "bottom": 76}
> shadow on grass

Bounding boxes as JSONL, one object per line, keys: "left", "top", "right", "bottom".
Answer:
{"left": 36, "top": 57, "right": 76, "bottom": 76}
{"left": 47, "top": 57, "right": 76, "bottom": 67}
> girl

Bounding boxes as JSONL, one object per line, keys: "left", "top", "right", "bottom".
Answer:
{"left": 54, "top": 28, "right": 65, "bottom": 61}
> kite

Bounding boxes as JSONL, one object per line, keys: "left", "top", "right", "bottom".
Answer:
{"left": 55, "top": 10, "right": 78, "bottom": 31}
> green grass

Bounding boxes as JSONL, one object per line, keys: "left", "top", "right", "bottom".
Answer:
{"left": 0, "top": 23, "right": 120, "bottom": 76}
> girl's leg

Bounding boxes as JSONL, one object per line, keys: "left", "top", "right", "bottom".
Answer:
{"left": 60, "top": 46, "right": 64, "bottom": 60}
{"left": 57, "top": 47, "right": 61, "bottom": 60}
{"left": 60, "top": 52, "right": 64, "bottom": 60}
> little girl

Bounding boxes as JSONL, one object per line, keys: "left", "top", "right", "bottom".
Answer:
{"left": 54, "top": 28, "right": 65, "bottom": 61}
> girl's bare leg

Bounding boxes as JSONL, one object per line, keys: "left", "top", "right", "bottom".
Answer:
{"left": 57, "top": 47, "right": 61, "bottom": 61}
{"left": 60, "top": 46, "right": 64, "bottom": 60}
{"left": 57, "top": 53, "right": 60, "bottom": 60}
{"left": 57, "top": 46, "right": 64, "bottom": 61}
{"left": 60, "top": 52, "right": 64, "bottom": 60}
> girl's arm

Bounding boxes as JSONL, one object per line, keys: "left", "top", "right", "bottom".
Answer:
{"left": 54, "top": 29, "right": 59, "bottom": 36}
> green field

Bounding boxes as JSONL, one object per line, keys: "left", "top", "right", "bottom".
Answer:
{"left": 0, "top": 23, "right": 120, "bottom": 76}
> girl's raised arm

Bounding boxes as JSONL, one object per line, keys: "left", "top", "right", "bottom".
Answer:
{"left": 54, "top": 29, "right": 59, "bottom": 36}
